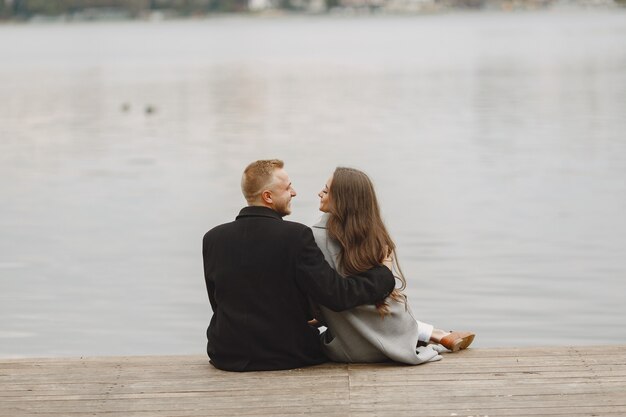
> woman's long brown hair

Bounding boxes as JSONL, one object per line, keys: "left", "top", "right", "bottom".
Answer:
{"left": 326, "top": 167, "right": 407, "bottom": 316}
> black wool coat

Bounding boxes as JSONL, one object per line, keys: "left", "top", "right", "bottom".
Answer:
{"left": 202, "top": 206, "right": 395, "bottom": 372}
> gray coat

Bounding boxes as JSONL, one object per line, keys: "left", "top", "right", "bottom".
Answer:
{"left": 312, "top": 214, "right": 440, "bottom": 365}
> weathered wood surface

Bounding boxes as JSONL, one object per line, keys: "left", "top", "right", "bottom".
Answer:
{"left": 2, "top": 345, "right": 625, "bottom": 416}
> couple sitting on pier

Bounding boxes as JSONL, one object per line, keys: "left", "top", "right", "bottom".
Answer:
{"left": 202, "top": 159, "right": 475, "bottom": 372}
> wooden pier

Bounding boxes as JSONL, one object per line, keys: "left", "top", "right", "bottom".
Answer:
{"left": 2, "top": 345, "right": 625, "bottom": 416}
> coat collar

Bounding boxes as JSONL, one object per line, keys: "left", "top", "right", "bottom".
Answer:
{"left": 236, "top": 205, "right": 283, "bottom": 221}
{"left": 312, "top": 213, "right": 330, "bottom": 229}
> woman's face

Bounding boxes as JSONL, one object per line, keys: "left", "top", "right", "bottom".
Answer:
{"left": 318, "top": 175, "right": 333, "bottom": 213}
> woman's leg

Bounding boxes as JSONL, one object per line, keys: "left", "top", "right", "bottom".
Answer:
{"left": 430, "top": 328, "right": 450, "bottom": 343}
{"left": 430, "top": 328, "right": 475, "bottom": 352}
{"left": 416, "top": 321, "right": 434, "bottom": 344}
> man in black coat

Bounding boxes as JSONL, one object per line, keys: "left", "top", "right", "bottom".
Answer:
{"left": 202, "top": 159, "right": 395, "bottom": 371}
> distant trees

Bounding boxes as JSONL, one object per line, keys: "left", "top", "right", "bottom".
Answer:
{"left": 0, "top": 0, "right": 623, "bottom": 19}
{"left": 0, "top": 0, "right": 138, "bottom": 18}
{"left": 0, "top": 0, "right": 242, "bottom": 18}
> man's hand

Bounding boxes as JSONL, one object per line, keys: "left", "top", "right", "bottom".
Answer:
{"left": 381, "top": 246, "right": 394, "bottom": 271}
{"left": 382, "top": 253, "right": 393, "bottom": 271}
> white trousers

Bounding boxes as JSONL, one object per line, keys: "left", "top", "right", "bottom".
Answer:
{"left": 416, "top": 321, "right": 434, "bottom": 343}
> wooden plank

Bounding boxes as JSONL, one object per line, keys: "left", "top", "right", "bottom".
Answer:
{"left": 1, "top": 346, "right": 625, "bottom": 417}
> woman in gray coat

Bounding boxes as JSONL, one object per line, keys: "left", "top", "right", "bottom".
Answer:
{"left": 311, "top": 167, "right": 475, "bottom": 365}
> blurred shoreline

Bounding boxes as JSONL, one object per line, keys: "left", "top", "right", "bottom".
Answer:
{"left": 0, "top": 0, "right": 622, "bottom": 24}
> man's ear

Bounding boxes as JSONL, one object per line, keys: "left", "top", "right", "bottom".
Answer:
{"left": 261, "top": 190, "right": 272, "bottom": 204}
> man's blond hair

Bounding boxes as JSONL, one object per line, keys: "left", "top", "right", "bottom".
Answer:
{"left": 241, "top": 159, "right": 284, "bottom": 203}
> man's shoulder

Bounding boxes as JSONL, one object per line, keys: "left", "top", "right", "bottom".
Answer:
{"left": 203, "top": 220, "right": 235, "bottom": 240}
{"left": 252, "top": 218, "right": 311, "bottom": 238}
{"left": 203, "top": 217, "right": 311, "bottom": 239}
{"left": 280, "top": 220, "right": 320, "bottom": 242}
{"left": 282, "top": 219, "right": 310, "bottom": 231}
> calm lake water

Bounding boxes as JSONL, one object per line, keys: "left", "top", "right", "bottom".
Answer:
{"left": 1, "top": 9, "right": 626, "bottom": 358}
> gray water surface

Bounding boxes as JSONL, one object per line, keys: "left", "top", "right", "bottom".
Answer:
{"left": 1, "top": 10, "right": 626, "bottom": 357}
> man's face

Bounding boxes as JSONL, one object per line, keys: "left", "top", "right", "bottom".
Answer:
{"left": 268, "top": 168, "right": 296, "bottom": 217}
